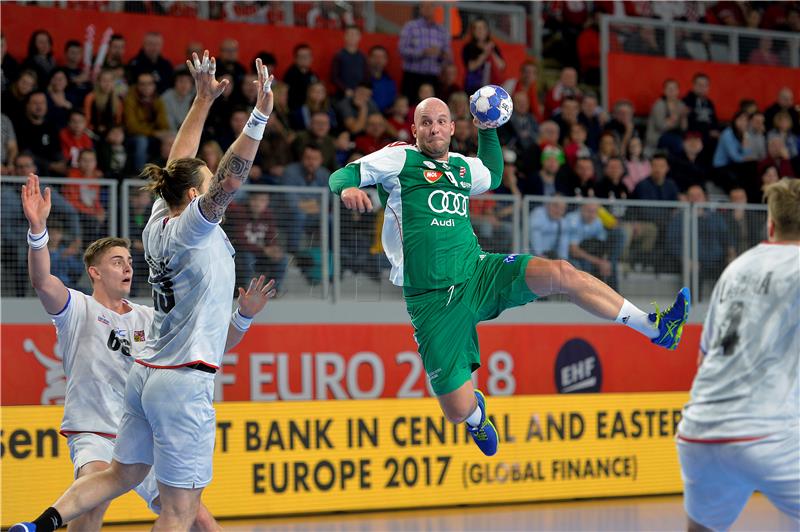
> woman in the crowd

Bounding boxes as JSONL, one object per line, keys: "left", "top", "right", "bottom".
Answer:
{"left": 83, "top": 69, "right": 124, "bottom": 137}
{"left": 462, "top": 18, "right": 506, "bottom": 95}
{"left": 22, "top": 29, "right": 56, "bottom": 85}
{"left": 290, "top": 80, "right": 337, "bottom": 131}
{"left": 623, "top": 136, "right": 651, "bottom": 194}
{"left": 713, "top": 110, "right": 757, "bottom": 191}
{"left": 645, "top": 78, "right": 687, "bottom": 156}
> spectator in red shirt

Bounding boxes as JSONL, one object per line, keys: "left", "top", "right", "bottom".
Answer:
{"left": 64, "top": 149, "right": 105, "bottom": 242}
{"left": 355, "top": 113, "right": 392, "bottom": 154}
{"left": 60, "top": 110, "right": 94, "bottom": 168}
{"left": 502, "top": 59, "right": 543, "bottom": 122}
{"left": 385, "top": 95, "right": 413, "bottom": 144}
{"left": 577, "top": 17, "right": 600, "bottom": 85}
{"left": 545, "top": 67, "right": 582, "bottom": 118}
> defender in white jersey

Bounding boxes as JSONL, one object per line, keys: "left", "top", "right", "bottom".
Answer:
{"left": 19, "top": 174, "right": 273, "bottom": 531}
{"left": 677, "top": 178, "right": 800, "bottom": 532}
{"left": 12, "top": 53, "right": 276, "bottom": 532}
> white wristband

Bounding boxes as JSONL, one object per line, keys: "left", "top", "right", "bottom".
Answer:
{"left": 243, "top": 108, "right": 269, "bottom": 141}
{"left": 231, "top": 308, "right": 253, "bottom": 332}
{"left": 27, "top": 228, "right": 49, "bottom": 249}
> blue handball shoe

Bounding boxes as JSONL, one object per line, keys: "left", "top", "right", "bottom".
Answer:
{"left": 650, "top": 287, "right": 691, "bottom": 351}
{"left": 9, "top": 524, "right": 37, "bottom": 532}
{"left": 467, "top": 390, "right": 498, "bottom": 456}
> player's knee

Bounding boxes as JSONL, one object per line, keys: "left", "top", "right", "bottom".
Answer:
{"left": 109, "top": 461, "right": 149, "bottom": 492}
{"left": 555, "top": 259, "right": 581, "bottom": 292}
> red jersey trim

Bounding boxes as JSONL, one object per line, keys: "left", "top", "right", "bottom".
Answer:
{"left": 677, "top": 434, "right": 767, "bottom": 444}
{"left": 60, "top": 430, "right": 117, "bottom": 439}
{"left": 135, "top": 359, "right": 220, "bottom": 371}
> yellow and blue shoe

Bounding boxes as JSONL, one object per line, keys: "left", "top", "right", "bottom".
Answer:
{"left": 467, "top": 390, "right": 498, "bottom": 456}
{"left": 650, "top": 287, "right": 691, "bottom": 351}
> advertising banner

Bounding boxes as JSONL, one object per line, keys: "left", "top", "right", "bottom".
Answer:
{"left": 1, "top": 394, "right": 687, "bottom": 527}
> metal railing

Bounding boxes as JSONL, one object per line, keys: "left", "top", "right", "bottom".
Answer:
{"left": 600, "top": 14, "right": 800, "bottom": 110}
{"left": 2, "top": 176, "right": 771, "bottom": 303}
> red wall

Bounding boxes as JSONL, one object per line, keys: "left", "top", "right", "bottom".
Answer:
{"left": 2, "top": 4, "right": 528, "bottom": 94}
{"left": 609, "top": 52, "right": 800, "bottom": 121}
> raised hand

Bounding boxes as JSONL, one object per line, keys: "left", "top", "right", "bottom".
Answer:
{"left": 186, "top": 50, "right": 229, "bottom": 103}
{"left": 237, "top": 275, "right": 277, "bottom": 318}
{"left": 253, "top": 57, "right": 275, "bottom": 118}
{"left": 21, "top": 173, "right": 51, "bottom": 233}
{"left": 341, "top": 187, "right": 373, "bottom": 213}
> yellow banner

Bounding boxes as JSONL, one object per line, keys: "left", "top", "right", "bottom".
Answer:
{"left": 1, "top": 394, "right": 687, "bottom": 526}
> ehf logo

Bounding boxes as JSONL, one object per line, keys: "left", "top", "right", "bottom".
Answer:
{"left": 554, "top": 338, "right": 602, "bottom": 393}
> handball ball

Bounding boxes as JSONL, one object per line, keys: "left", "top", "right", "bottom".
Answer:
{"left": 469, "top": 85, "right": 513, "bottom": 128}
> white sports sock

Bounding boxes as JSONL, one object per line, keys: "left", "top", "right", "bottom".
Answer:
{"left": 465, "top": 402, "right": 483, "bottom": 427}
{"left": 615, "top": 298, "right": 658, "bottom": 339}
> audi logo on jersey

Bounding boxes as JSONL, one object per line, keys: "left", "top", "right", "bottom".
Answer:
{"left": 428, "top": 190, "right": 469, "bottom": 216}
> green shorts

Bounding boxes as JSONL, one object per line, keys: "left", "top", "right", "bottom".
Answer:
{"left": 404, "top": 253, "right": 538, "bottom": 396}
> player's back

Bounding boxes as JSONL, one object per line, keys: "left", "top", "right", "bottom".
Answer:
{"left": 680, "top": 243, "right": 800, "bottom": 439}
{"left": 139, "top": 197, "right": 235, "bottom": 369}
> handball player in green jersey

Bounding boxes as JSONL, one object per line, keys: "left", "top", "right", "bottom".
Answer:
{"left": 329, "top": 96, "right": 690, "bottom": 456}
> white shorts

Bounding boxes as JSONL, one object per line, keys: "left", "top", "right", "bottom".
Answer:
{"left": 677, "top": 430, "right": 800, "bottom": 531}
{"left": 113, "top": 363, "right": 216, "bottom": 489}
{"left": 67, "top": 432, "right": 161, "bottom": 514}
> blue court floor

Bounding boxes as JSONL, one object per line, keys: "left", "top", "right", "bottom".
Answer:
{"left": 108, "top": 494, "right": 797, "bottom": 531}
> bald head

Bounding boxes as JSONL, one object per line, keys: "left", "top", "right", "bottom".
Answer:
{"left": 412, "top": 97, "right": 454, "bottom": 160}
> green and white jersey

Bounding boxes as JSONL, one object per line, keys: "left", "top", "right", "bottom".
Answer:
{"left": 331, "top": 130, "right": 503, "bottom": 289}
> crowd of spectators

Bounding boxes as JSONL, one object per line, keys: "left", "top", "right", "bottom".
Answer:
{"left": 1, "top": 1, "right": 798, "bottom": 298}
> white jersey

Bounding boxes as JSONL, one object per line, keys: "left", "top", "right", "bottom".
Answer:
{"left": 679, "top": 243, "right": 800, "bottom": 439}
{"left": 139, "top": 197, "right": 235, "bottom": 369}
{"left": 52, "top": 288, "right": 154, "bottom": 436}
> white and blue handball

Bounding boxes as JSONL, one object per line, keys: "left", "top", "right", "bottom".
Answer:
{"left": 469, "top": 85, "right": 513, "bottom": 128}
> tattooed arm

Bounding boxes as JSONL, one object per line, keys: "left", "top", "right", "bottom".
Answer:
{"left": 198, "top": 57, "right": 274, "bottom": 223}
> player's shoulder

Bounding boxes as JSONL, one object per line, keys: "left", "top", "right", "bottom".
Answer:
{"left": 127, "top": 300, "right": 155, "bottom": 319}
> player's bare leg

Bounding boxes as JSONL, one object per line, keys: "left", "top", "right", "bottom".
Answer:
{"left": 153, "top": 482, "right": 203, "bottom": 532}
{"left": 687, "top": 517, "right": 712, "bottom": 532}
{"left": 190, "top": 502, "right": 221, "bottom": 532}
{"left": 66, "top": 461, "right": 112, "bottom": 532}
{"left": 437, "top": 380, "right": 477, "bottom": 423}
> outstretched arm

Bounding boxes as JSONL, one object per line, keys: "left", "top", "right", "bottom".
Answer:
{"left": 21, "top": 173, "right": 69, "bottom": 314}
{"left": 198, "top": 58, "right": 274, "bottom": 223}
{"left": 476, "top": 123, "right": 503, "bottom": 190}
{"left": 329, "top": 164, "right": 373, "bottom": 213}
{"left": 169, "top": 51, "right": 230, "bottom": 162}
{"left": 225, "top": 275, "right": 277, "bottom": 352}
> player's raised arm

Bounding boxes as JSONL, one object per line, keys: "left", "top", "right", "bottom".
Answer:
{"left": 329, "top": 162, "right": 373, "bottom": 213}
{"left": 225, "top": 275, "right": 277, "bottom": 352}
{"left": 21, "top": 173, "right": 69, "bottom": 314}
{"left": 474, "top": 120, "right": 504, "bottom": 190}
{"left": 198, "top": 58, "right": 273, "bottom": 223}
{"left": 168, "top": 51, "right": 230, "bottom": 163}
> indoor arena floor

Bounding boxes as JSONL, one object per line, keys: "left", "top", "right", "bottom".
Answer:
{"left": 108, "top": 494, "right": 797, "bottom": 531}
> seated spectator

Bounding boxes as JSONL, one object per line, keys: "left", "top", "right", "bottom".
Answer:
{"left": 503, "top": 59, "right": 542, "bottom": 122}
{"left": 553, "top": 96, "right": 580, "bottom": 144}
{"left": 237, "top": 73, "right": 259, "bottom": 110}
{"left": 2, "top": 113, "right": 18, "bottom": 174}
{"left": 217, "top": 107, "right": 249, "bottom": 151}
{"left": 593, "top": 131, "right": 619, "bottom": 176}
{"left": 385, "top": 95, "right": 413, "bottom": 143}
{"left": 217, "top": 38, "right": 246, "bottom": 85}
{"left": 292, "top": 111, "right": 338, "bottom": 170}
{"left": 334, "top": 131, "right": 354, "bottom": 168}
{"left": 291, "top": 81, "right": 337, "bottom": 132}
{"left": 623, "top": 136, "right": 652, "bottom": 193}
{"left": 2, "top": 69, "right": 37, "bottom": 125}
{"left": 499, "top": 90, "right": 538, "bottom": 154}
{"left": 199, "top": 140, "right": 224, "bottom": 173}
{"left": 595, "top": 156, "right": 629, "bottom": 200}
{"left": 161, "top": 69, "right": 195, "bottom": 132}
{"left": 59, "top": 110, "right": 93, "bottom": 168}
{"left": 747, "top": 111, "right": 768, "bottom": 161}
{"left": 564, "top": 123, "right": 591, "bottom": 169}
{"left": 448, "top": 91, "right": 471, "bottom": 122}
{"left": 668, "top": 131, "right": 707, "bottom": 192}
{"left": 205, "top": 73, "right": 236, "bottom": 138}
{"left": 646, "top": 79, "right": 687, "bottom": 156}
{"left": 604, "top": 100, "right": 636, "bottom": 153}
{"left": 280, "top": 143, "right": 331, "bottom": 253}
{"left": 367, "top": 45, "right": 397, "bottom": 114}
{"left": 337, "top": 82, "right": 379, "bottom": 136}
{"left": 683, "top": 73, "right": 720, "bottom": 147}
{"left": 265, "top": 81, "right": 294, "bottom": 145}
{"left": 579, "top": 91, "right": 604, "bottom": 151}
{"left": 450, "top": 118, "right": 477, "bottom": 156}
{"left": 22, "top": 30, "right": 56, "bottom": 88}
{"left": 83, "top": 69, "right": 124, "bottom": 137}
{"left": 757, "top": 136, "right": 796, "bottom": 183}
{"left": 724, "top": 187, "right": 763, "bottom": 259}
{"left": 2, "top": 33, "right": 20, "bottom": 91}
{"left": 462, "top": 18, "right": 506, "bottom": 95}
{"left": 284, "top": 43, "right": 319, "bottom": 113}
{"left": 566, "top": 202, "right": 615, "bottom": 286}
{"left": 545, "top": 67, "right": 581, "bottom": 118}
{"left": 96, "top": 125, "right": 130, "bottom": 180}
{"left": 633, "top": 152, "right": 679, "bottom": 201}
{"left": 123, "top": 72, "right": 169, "bottom": 170}
{"left": 226, "top": 191, "right": 288, "bottom": 291}
{"left": 48, "top": 220, "right": 85, "bottom": 286}
{"left": 495, "top": 155, "right": 522, "bottom": 196}
{"left": 45, "top": 68, "right": 74, "bottom": 131}
{"left": 759, "top": 165, "right": 780, "bottom": 199}
{"left": 563, "top": 156, "right": 597, "bottom": 197}
{"left": 61, "top": 40, "right": 91, "bottom": 101}
{"left": 331, "top": 25, "right": 368, "bottom": 98}
{"left": 103, "top": 33, "right": 126, "bottom": 70}
{"left": 517, "top": 119, "right": 560, "bottom": 181}
{"left": 64, "top": 149, "right": 105, "bottom": 243}
{"left": 764, "top": 87, "right": 799, "bottom": 135}
{"left": 767, "top": 110, "right": 799, "bottom": 159}
{"left": 713, "top": 110, "right": 758, "bottom": 191}
{"left": 151, "top": 132, "right": 175, "bottom": 168}
{"left": 16, "top": 91, "right": 65, "bottom": 175}
{"left": 529, "top": 196, "right": 569, "bottom": 259}
{"left": 527, "top": 145, "right": 567, "bottom": 197}
{"left": 355, "top": 113, "right": 392, "bottom": 155}
{"left": 127, "top": 32, "right": 173, "bottom": 94}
